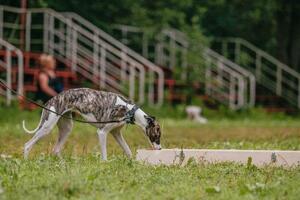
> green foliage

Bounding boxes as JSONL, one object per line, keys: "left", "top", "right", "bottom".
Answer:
{"left": 199, "top": 0, "right": 278, "bottom": 53}
{"left": 1, "top": 0, "right": 297, "bottom": 67}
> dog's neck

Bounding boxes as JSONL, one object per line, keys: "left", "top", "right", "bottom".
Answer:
{"left": 115, "top": 97, "right": 148, "bottom": 130}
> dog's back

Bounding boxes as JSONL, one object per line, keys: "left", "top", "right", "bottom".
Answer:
{"left": 46, "top": 88, "right": 132, "bottom": 120}
{"left": 47, "top": 88, "right": 116, "bottom": 112}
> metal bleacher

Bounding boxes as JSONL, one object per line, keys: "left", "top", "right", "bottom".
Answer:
{"left": 112, "top": 25, "right": 256, "bottom": 110}
{"left": 2, "top": 5, "right": 295, "bottom": 111}
{"left": 112, "top": 25, "right": 300, "bottom": 112}
{"left": 0, "top": 38, "right": 23, "bottom": 105}
{"left": 0, "top": 5, "right": 164, "bottom": 106}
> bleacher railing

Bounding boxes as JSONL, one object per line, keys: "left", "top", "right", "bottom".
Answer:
{"left": 0, "top": 38, "right": 23, "bottom": 105}
{"left": 213, "top": 38, "right": 300, "bottom": 108}
{"left": 112, "top": 25, "right": 255, "bottom": 109}
{"left": 203, "top": 48, "right": 255, "bottom": 109}
{"left": 61, "top": 12, "right": 164, "bottom": 105}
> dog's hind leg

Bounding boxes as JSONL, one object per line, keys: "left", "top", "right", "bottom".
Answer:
{"left": 24, "top": 108, "right": 60, "bottom": 159}
{"left": 111, "top": 128, "right": 132, "bottom": 158}
{"left": 53, "top": 112, "right": 73, "bottom": 156}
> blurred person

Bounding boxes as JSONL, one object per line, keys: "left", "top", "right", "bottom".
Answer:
{"left": 35, "top": 54, "right": 63, "bottom": 103}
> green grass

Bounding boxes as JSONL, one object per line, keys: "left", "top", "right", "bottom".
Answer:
{"left": 0, "top": 106, "right": 300, "bottom": 199}
{"left": 1, "top": 156, "right": 300, "bottom": 200}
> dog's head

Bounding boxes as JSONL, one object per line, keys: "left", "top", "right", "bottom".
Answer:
{"left": 144, "top": 115, "right": 162, "bottom": 150}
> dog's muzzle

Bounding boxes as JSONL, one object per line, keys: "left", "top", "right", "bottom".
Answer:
{"left": 152, "top": 142, "right": 162, "bottom": 150}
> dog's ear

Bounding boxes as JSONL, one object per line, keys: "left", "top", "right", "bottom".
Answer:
{"left": 144, "top": 115, "right": 155, "bottom": 126}
{"left": 111, "top": 105, "right": 127, "bottom": 118}
{"left": 151, "top": 116, "right": 156, "bottom": 121}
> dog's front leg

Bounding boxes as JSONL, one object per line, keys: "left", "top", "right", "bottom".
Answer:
{"left": 97, "top": 128, "right": 108, "bottom": 160}
{"left": 111, "top": 129, "right": 132, "bottom": 158}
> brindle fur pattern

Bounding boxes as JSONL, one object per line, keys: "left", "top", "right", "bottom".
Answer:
{"left": 41, "top": 88, "right": 129, "bottom": 128}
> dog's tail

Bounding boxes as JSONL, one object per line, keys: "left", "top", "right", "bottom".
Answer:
{"left": 22, "top": 120, "right": 40, "bottom": 134}
{"left": 22, "top": 110, "right": 44, "bottom": 134}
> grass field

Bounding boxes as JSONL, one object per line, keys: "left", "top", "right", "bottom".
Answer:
{"left": 1, "top": 107, "right": 300, "bottom": 199}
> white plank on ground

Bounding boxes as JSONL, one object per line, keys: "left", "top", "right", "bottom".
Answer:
{"left": 136, "top": 149, "right": 300, "bottom": 167}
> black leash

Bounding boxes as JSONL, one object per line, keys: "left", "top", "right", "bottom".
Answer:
{"left": 0, "top": 80, "right": 137, "bottom": 124}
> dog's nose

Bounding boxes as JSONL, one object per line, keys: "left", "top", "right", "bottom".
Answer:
{"left": 152, "top": 143, "right": 162, "bottom": 150}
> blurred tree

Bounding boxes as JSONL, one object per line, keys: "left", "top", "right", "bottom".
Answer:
{"left": 196, "top": 0, "right": 299, "bottom": 70}
{"left": 40, "top": 0, "right": 146, "bottom": 31}
{"left": 1, "top": 0, "right": 19, "bottom": 7}
{"left": 276, "top": 0, "right": 300, "bottom": 70}
{"left": 199, "top": 0, "right": 277, "bottom": 54}
{"left": 1, "top": 0, "right": 299, "bottom": 70}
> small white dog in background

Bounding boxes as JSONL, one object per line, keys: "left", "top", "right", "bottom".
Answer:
{"left": 185, "top": 106, "right": 208, "bottom": 124}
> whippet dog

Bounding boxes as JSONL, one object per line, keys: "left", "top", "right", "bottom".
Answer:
{"left": 22, "top": 88, "right": 162, "bottom": 160}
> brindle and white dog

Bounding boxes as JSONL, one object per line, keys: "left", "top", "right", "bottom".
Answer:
{"left": 22, "top": 88, "right": 162, "bottom": 160}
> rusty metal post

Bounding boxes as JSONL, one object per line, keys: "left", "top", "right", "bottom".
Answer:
{"left": 20, "top": 0, "right": 27, "bottom": 50}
